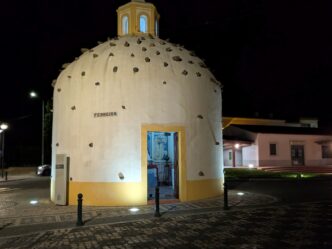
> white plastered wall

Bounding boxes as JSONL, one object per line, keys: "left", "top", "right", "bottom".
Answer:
{"left": 51, "top": 35, "right": 223, "bottom": 200}
{"left": 257, "top": 133, "right": 332, "bottom": 166}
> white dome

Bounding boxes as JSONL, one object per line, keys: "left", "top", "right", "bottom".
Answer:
{"left": 51, "top": 35, "right": 223, "bottom": 206}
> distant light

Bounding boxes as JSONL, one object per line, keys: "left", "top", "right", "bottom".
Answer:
{"left": 30, "top": 91, "right": 38, "bottom": 98}
{"left": 0, "top": 123, "right": 8, "bottom": 130}
{"left": 30, "top": 200, "right": 38, "bottom": 205}
{"left": 237, "top": 192, "right": 244, "bottom": 196}
{"left": 234, "top": 143, "right": 240, "bottom": 149}
{"left": 129, "top": 207, "right": 139, "bottom": 212}
{"left": 248, "top": 164, "right": 254, "bottom": 168}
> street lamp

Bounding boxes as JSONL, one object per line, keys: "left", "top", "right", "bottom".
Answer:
{"left": 30, "top": 91, "right": 37, "bottom": 98}
{"left": 0, "top": 122, "right": 9, "bottom": 178}
{"left": 30, "top": 91, "right": 45, "bottom": 165}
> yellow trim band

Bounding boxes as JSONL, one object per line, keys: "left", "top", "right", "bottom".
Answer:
{"left": 186, "top": 178, "right": 223, "bottom": 201}
{"left": 69, "top": 182, "right": 146, "bottom": 206}
{"left": 68, "top": 178, "right": 223, "bottom": 206}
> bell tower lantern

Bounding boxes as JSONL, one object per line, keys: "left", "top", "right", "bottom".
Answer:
{"left": 117, "top": 0, "right": 160, "bottom": 37}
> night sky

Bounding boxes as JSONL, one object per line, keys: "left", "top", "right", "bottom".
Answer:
{"left": 1, "top": 0, "right": 332, "bottom": 165}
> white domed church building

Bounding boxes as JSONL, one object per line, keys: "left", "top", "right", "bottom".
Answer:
{"left": 51, "top": 0, "right": 224, "bottom": 206}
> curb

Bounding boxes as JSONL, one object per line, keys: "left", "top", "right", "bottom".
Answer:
{"left": 227, "top": 177, "right": 332, "bottom": 182}
{"left": 0, "top": 175, "right": 40, "bottom": 183}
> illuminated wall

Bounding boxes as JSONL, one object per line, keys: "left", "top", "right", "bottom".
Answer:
{"left": 51, "top": 1, "right": 223, "bottom": 206}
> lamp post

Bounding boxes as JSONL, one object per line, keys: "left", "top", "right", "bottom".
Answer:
{"left": 0, "top": 123, "right": 9, "bottom": 178}
{"left": 30, "top": 91, "right": 45, "bottom": 165}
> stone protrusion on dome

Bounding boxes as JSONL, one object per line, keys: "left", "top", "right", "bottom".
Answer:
{"left": 62, "top": 63, "right": 70, "bottom": 69}
{"left": 172, "top": 56, "right": 182, "bottom": 62}
{"left": 118, "top": 172, "right": 124, "bottom": 180}
{"left": 52, "top": 79, "right": 57, "bottom": 87}
{"left": 117, "top": 0, "right": 160, "bottom": 37}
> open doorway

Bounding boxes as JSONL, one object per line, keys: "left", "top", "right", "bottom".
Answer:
{"left": 147, "top": 131, "right": 179, "bottom": 200}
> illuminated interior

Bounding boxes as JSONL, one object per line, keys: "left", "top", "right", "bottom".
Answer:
{"left": 147, "top": 131, "right": 179, "bottom": 200}
{"left": 139, "top": 15, "right": 148, "bottom": 33}
{"left": 122, "top": 15, "right": 129, "bottom": 34}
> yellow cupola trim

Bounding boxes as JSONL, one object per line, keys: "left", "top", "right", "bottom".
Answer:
{"left": 117, "top": 0, "right": 160, "bottom": 37}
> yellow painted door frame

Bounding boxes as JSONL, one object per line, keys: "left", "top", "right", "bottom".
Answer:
{"left": 141, "top": 124, "right": 188, "bottom": 202}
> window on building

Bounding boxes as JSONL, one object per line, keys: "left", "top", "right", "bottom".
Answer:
{"left": 269, "top": 143, "right": 277, "bottom": 156}
{"left": 155, "top": 19, "right": 158, "bottom": 36}
{"left": 228, "top": 151, "right": 232, "bottom": 160}
{"left": 322, "top": 145, "right": 332, "bottom": 158}
{"left": 139, "top": 15, "right": 148, "bottom": 33}
{"left": 122, "top": 16, "right": 129, "bottom": 35}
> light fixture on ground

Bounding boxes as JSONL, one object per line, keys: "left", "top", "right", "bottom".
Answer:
{"left": 30, "top": 200, "right": 38, "bottom": 205}
{"left": 0, "top": 122, "right": 9, "bottom": 178}
{"left": 129, "top": 207, "right": 140, "bottom": 212}
{"left": 237, "top": 192, "right": 244, "bottom": 196}
{"left": 29, "top": 91, "right": 45, "bottom": 165}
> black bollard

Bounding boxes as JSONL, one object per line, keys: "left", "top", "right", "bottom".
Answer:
{"left": 154, "top": 186, "right": 161, "bottom": 217}
{"left": 76, "top": 193, "right": 84, "bottom": 226}
{"left": 223, "top": 181, "right": 229, "bottom": 210}
{"left": 5, "top": 172, "right": 8, "bottom": 181}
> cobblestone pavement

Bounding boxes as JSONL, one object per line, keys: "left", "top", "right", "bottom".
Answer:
{"left": 0, "top": 201, "right": 331, "bottom": 249}
{"left": 0, "top": 190, "right": 276, "bottom": 229}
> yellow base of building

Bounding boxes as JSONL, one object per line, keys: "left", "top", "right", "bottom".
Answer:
{"left": 68, "top": 178, "right": 223, "bottom": 206}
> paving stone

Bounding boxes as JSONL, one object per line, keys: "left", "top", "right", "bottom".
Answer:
{"left": 1, "top": 191, "right": 332, "bottom": 248}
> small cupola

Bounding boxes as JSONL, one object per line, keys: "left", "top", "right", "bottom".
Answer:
{"left": 117, "top": 0, "right": 160, "bottom": 37}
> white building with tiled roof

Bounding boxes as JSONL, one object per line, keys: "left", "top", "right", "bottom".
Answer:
{"left": 223, "top": 117, "right": 332, "bottom": 168}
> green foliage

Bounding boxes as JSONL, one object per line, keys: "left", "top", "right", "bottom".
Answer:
{"left": 224, "top": 168, "right": 327, "bottom": 180}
